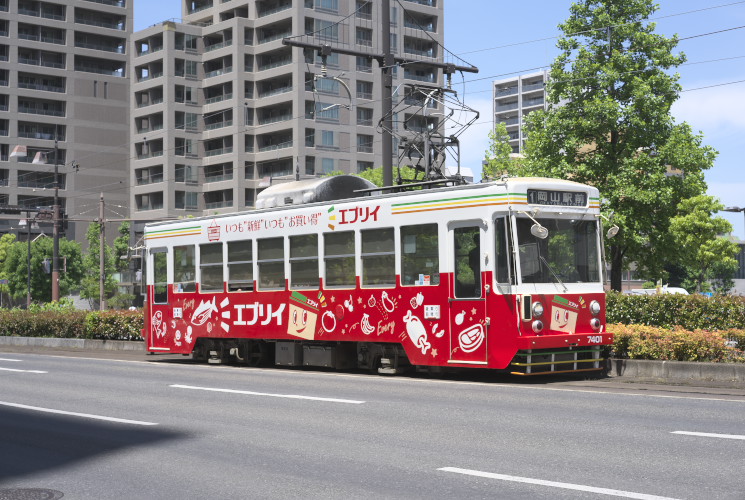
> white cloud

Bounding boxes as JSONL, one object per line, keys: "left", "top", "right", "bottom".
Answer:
{"left": 672, "top": 84, "right": 745, "bottom": 132}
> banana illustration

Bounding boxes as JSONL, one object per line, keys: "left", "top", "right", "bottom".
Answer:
{"left": 361, "top": 313, "right": 375, "bottom": 335}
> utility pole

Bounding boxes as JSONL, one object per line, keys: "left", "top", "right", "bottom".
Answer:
{"left": 99, "top": 193, "right": 106, "bottom": 311}
{"left": 52, "top": 126, "right": 60, "bottom": 302}
{"left": 282, "top": 0, "right": 477, "bottom": 188}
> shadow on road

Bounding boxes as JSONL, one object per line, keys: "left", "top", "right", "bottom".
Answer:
{"left": 0, "top": 406, "right": 184, "bottom": 483}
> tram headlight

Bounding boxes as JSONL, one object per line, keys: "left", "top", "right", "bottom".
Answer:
{"left": 590, "top": 318, "right": 602, "bottom": 331}
{"left": 532, "top": 320, "right": 544, "bottom": 333}
{"left": 589, "top": 300, "right": 601, "bottom": 316}
{"left": 532, "top": 301, "right": 544, "bottom": 318}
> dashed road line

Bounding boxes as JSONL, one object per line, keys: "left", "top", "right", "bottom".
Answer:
{"left": 672, "top": 431, "right": 745, "bottom": 440}
{"left": 0, "top": 401, "right": 158, "bottom": 426}
{"left": 438, "top": 467, "right": 680, "bottom": 500}
{"left": 170, "top": 384, "right": 365, "bottom": 404}
{"left": 0, "top": 367, "right": 47, "bottom": 374}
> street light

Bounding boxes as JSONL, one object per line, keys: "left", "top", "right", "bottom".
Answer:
{"left": 722, "top": 206, "right": 745, "bottom": 238}
{"left": 11, "top": 126, "right": 62, "bottom": 302}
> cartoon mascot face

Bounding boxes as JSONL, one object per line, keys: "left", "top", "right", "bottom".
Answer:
{"left": 550, "top": 296, "right": 579, "bottom": 334}
{"left": 287, "top": 292, "right": 318, "bottom": 340}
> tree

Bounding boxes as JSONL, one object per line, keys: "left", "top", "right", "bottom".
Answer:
{"left": 519, "top": 0, "right": 717, "bottom": 290}
{"left": 80, "top": 222, "right": 117, "bottom": 308}
{"left": 113, "top": 221, "right": 130, "bottom": 273}
{"left": 356, "top": 165, "right": 420, "bottom": 187}
{"left": 483, "top": 122, "right": 523, "bottom": 180}
{"left": 669, "top": 195, "right": 739, "bottom": 293}
{"left": 0, "top": 233, "right": 17, "bottom": 306}
{"left": 3, "top": 237, "right": 84, "bottom": 303}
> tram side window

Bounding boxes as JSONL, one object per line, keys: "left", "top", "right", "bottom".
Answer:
{"left": 199, "top": 243, "right": 224, "bottom": 292}
{"left": 324, "top": 231, "right": 355, "bottom": 287}
{"left": 454, "top": 226, "right": 481, "bottom": 298}
{"left": 227, "top": 240, "right": 253, "bottom": 291}
{"left": 152, "top": 250, "right": 168, "bottom": 304}
{"left": 361, "top": 228, "right": 395, "bottom": 286}
{"left": 400, "top": 224, "right": 439, "bottom": 286}
{"left": 257, "top": 237, "right": 285, "bottom": 290}
{"left": 173, "top": 245, "right": 196, "bottom": 293}
{"left": 290, "top": 234, "right": 319, "bottom": 289}
{"left": 494, "top": 217, "right": 511, "bottom": 284}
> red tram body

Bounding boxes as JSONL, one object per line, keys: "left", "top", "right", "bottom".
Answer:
{"left": 144, "top": 176, "right": 613, "bottom": 375}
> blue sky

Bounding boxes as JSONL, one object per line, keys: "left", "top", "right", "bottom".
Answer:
{"left": 133, "top": 1, "right": 745, "bottom": 238}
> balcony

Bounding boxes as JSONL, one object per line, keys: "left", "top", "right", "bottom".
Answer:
{"left": 205, "top": 66, "right": 233, "bottom": 78}
{"left": 205, "top": 92, "right": 232, "bottom": 105}
{"left": 258, "top": 140, "right": 292, "bottom": 153}
{"left": 204, "top": 147, "right": 233, "bottom": 157}
{"left": 205, "top": 120, "right": 233, "bottom": 131}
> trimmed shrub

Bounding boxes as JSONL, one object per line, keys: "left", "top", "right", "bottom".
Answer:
{"left": 606, "top": 292, "right": 745, "bottom": 330}
{"left": 0, "top": 310, "right": 87, "bottom": 338}
{"left": 609, "top": 323, "right": 745, "bottom": 363}
{"left": 84, "top": 310, "right": 144, "bottom": 341}
{"left": 0, "top": 309, "right": 143, "bottom": 341}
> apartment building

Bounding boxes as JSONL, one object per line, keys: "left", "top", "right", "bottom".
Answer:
{"left": 492, "top": 70, "right": 548, "bottom": 154}
{"left": 130, "top": 0, "right": 444, "bottom": 219}
{"left": 0, "top": 0, "right": 132, "bottom": 243}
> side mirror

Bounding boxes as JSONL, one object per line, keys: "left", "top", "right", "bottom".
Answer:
{"left": 606, "top": 225, "right": 619, "bottom": 238}
{"left": 530, "top": 223, "right": 549, "bottom": 239}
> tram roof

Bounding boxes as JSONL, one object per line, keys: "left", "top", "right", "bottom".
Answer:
{"left": 144, "top": 176, "right": 599, "bottom": 230}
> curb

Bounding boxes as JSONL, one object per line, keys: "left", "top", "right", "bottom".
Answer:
{"left": 0, "top": 336, "right": 145, "bottom": 351}
{"left": 606, "top": 358, "right": 745, "bottom": 383}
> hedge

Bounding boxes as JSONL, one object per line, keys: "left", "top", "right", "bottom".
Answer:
{"left": 606, "top": 292, "right": 745, "bottom": 330}
{"left": 609, "top": 323, "right": 745, "bottom": 363}
{"left": 0, "top": 310, "right": 143, "bottom": 341}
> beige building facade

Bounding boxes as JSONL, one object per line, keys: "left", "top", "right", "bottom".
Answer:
{"left": 130, "top": 0, "right": 445, "bottom": 220}
{"left": 0, "top": 0, "right": 132, "bottom": 243}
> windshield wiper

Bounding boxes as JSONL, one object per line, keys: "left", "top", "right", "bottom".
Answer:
{"left": 539, "top": 256, "right": 568, "bottom": 293}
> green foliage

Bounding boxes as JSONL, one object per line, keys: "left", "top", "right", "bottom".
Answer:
{"left": 610, "top": 323, "right": 745, "bottom": 363}
{"left": 0, "top": 309, "right": 143, "bottom": 341}
{"left": 520, "top": 0, "right": 716, "bottom": 291}
{"left": 606, "top": 291, "right": 745, "bottom": 330}
{"left": 28, "top": 297, "right": 75, "bottom": 313}
{"left": 3, "top": 237, "right": 84, "bottom": 303}
{"left": 84, "top": 310, "right": 143, "bottom": 340}
{"left": 669, "top": 195, "right": 739, "bottom": 293}
{"left": 107, "top": 293, "right": 136, "bottom": 310}
{"left": 0, "top": 309, "right": 87, "bottom": 338}
{"left": 483, "top": 123, "right": 523, "bottom": 180}
{"left": 114, "top": 221, "right": 131, "bottom": 273}
{"left": 356, "top": 165, "right": 421, "bottom": 187}
{"left": 80, "top": 222, "right": 118, "bottom": 307}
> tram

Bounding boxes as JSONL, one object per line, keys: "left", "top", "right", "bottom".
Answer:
{"left": 143, "top": 175, "right": 615, "bottom": 375}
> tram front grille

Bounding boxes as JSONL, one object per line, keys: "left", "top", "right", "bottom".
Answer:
{"left": 510, "top": 347, "right": 604, "bottom": 375}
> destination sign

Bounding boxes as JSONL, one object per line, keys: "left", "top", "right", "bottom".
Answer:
{"left": 527, "top": 189, "right": 587, "bottom": 207}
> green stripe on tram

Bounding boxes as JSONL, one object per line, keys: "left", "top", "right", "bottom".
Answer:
{"left": 146, "top": 226, "right": 201, "bottom": 235}
{"left": 391, "top": 193, "right": 520, "bottom": 208}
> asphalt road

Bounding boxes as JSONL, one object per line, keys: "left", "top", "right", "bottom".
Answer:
{"left": 1, "top": 349, "right": 744, "bottom": 500}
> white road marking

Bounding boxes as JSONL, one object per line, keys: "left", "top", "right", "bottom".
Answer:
{"left": 672, "top": 431, "right": 745, "bottom": 440}
{"left": 0, "top": 367, "right": 47, "bottom": 374}
{"left": 170, "top": 384, "right": 365, "bottom": 404}
{"left": 0, "top": 358, "right": 23, "bottom": 362}
{"left": 0, "top": 401, "right": 158, "bottom": 426}
{"left": 438, "top": 467, "right": 680, "bottom": 500}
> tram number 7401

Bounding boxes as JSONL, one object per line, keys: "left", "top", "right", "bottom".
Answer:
{"left": 587, "top": 335, "right": 604, "bottom": 344}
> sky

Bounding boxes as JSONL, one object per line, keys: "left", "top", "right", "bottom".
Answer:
{"left": 133, "top": 1, "right": 745, "bottom": 239}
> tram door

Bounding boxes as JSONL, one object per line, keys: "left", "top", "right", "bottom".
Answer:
{"left": 448, "top": 225, "right": 488, "bottom": 365}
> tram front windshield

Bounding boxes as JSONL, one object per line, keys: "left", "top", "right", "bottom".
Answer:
{"left": 516, "top": 217, "right": 600, "bottom": 284}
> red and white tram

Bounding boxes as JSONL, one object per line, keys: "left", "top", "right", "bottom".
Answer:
{"left": 143, "top": 175, "right": 614, "bottom": 375}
